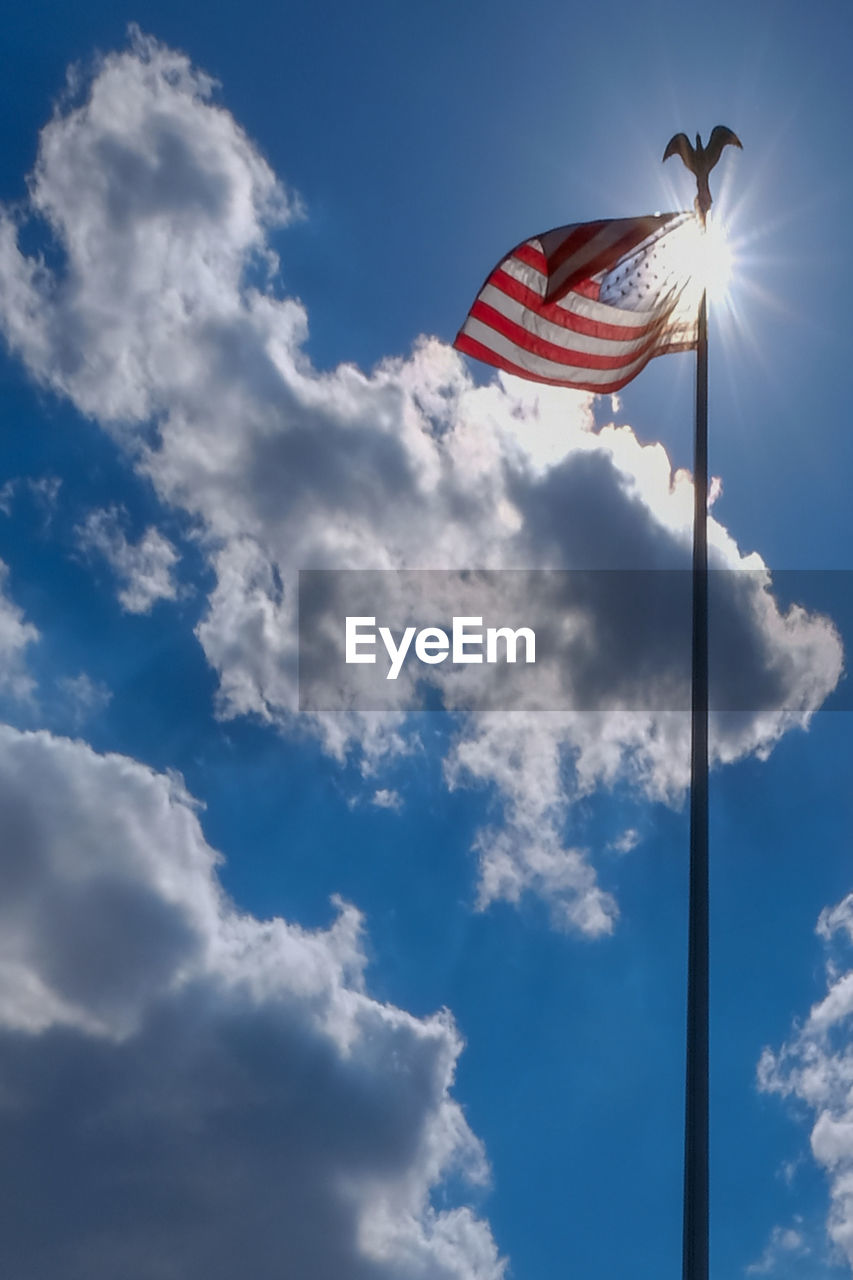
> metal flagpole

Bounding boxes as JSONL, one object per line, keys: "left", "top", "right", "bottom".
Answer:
{"left": 663, "top": 127, "right": 740, "bottom": 1280}
{"left": 683, "top": 284, "right": 709, "bottom": 1280}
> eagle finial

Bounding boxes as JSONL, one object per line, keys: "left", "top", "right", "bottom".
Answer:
{"left": 663, "top": 126, "right": 742, "bottom": 223}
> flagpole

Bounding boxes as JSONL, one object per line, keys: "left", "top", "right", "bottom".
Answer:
{"left": 683, "top": 284, "right": 709, "bottom": 1280}
{"left": 664, "top": 127, "right": 740, "bottom": 1280}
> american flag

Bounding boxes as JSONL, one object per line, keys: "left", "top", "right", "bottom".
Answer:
{"left": 454, "top": 212, "right": 699, "bottom": 393}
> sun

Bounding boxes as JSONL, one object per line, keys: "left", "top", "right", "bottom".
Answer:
{"left": 692, "top": 216, "right": 734, "bottom": 303}
{"left": 664, "top": 213, "right": 735, "bottom": 309}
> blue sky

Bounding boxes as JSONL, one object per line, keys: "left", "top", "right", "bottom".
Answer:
{"left": 0, "top": 3, "right": 852, "bottom": 1278}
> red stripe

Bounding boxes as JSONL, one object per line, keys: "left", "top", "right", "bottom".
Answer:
{"left": 453, "top": 330, "right": 662, "bottom": 394}
{"left": 489, "top": 268, "right": 660, "bottom": 341}
{"left": 544, "top": 214, "right": 677, "bottom": 283}
{"left": 511, "top": 242, "right": 548, "bottom": 273}
{"left": 545, "top": 221, "right": 610, "bottom": 274}
{"left": 545, "top": 222, "right": 664, "bottom": 303}
{"left": 469, "top": 299, "right": 665, "bottom": 371}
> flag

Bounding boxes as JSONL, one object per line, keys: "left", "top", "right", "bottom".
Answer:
{"left": 454, "top": 212, "right": 699, "bottom": 393}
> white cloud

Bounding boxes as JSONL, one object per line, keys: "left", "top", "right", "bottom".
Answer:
{"left": 0, "top": 28, "right": 842, "bottom": 932}
{"left": 55, "top": 672, "right": 112, "bottom": 725}
{"left": 76, "top": 505, "right": 180, "bottom": 613}
{"left": 779, "top": 1156, "right": 804, "bottom": 1187}
{"left": 0, "top": 475, "right": 61, "bottom": 523}
{"left": 746, "top": 1222, "right": 809, "bottom": 1275}
{"left": 27, "top": 474, "right": 61, "bottom": 510}
{"left": 0, "top": 559, "right": 38, "bottom": 700}
{"left": 758, "top": 897, "right": 853, "bottom": 1273}
{"left": 0, "top": 723, "right": 503, "bottom": 1279}
{"left": 372, "top": 788, "right": 403, "bottom": 811}
{"left": 608, "top": 828, "right": 640, "bottom": 854}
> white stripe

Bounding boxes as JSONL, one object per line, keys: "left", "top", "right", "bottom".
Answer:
{"left": 501, "top": 254, "right": 546, "bottom": 297}
{"left": 477, "top": 283, "right": 668, "bottom": 360}
{"left": 460, "top": 315, "right": 662, "bottom": 387}
{"left": 499, "top": 255, "right": 679, "bottom": 329}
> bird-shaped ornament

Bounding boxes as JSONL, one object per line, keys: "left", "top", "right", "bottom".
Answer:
{"left": 663, "top": 126, "right": 742, "bottom": 222}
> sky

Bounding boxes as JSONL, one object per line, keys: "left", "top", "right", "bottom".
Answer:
{"left": 0, "top": 2, "right": 852, "bottom": 1277}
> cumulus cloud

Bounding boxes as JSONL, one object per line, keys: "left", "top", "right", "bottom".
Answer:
{"left": 0, "top": 28, "right": 842, "bottom": 932}
{"left": 75, "top": 505, "right": 181, "bottom": 613}
{"left": 758, "top": 895, "right": 853, "bottom": 1272}
{"left": 0, "top": 559, "right": 38, "bottom": 700}
{"left": 0, "top": 723, "right": 503, "bottom": 1279}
